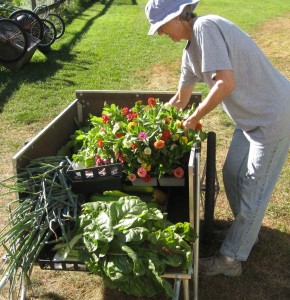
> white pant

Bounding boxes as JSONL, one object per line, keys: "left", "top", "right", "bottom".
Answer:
{"left": 220, "top": 127, "right": 290, "bottom": 261}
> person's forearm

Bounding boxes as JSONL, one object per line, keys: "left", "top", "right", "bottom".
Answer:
{"left": 193, "top": 78, "right": 232, "bottom": 120}
{"left": 169, "top": 84, "right": 194, "bottom": 110}
{"left": 184, "top": 70, "right": 236, "bottom": 130}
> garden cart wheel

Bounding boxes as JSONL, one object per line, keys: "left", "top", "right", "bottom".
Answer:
{"left": 0, "top": 19, "right": 28, "bottom": 63}
{"left": 201, "top": 131, "right": 219, "bottom": 244}
{"left": 33, "top": 5, "right": 50, "bottom": 19}
{"left": 39, "top": 19, "right": 56, "bottom": 47}
{"left": 9, "top": 9, "right": 43, "bottom": 40}
{"left": 45, "top": 13, "right": 65, "bottom": 39}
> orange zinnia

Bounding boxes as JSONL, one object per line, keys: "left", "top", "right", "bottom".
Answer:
{"left": 154, "top": 140, "right": 165, "bottom": 149}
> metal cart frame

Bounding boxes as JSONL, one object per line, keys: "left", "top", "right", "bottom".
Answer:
{"left": 161, "top": 143, "right": 201, "bottom": 300}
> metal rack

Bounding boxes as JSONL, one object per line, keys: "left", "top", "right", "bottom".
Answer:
{"left": 161, "top": 143, "right": 201, "bottom": 300}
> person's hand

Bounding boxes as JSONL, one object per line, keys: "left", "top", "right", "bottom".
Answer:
{"left": 168, "top": 97, "right": 184, "bottom": 110}
{"left": 183, "top": 115, "right": 200, "bottom": 132}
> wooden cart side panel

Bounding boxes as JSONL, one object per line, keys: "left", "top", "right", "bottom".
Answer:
{"left": 76, "top": 90, "right": 202, "bottom": 120}
{"left": 12, "top": 99, "right": 79, "bottom": 173}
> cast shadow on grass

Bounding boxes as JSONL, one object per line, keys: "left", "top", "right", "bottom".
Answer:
{"left": 198, "top": 219, "right": 290, "bottom": 300}
{"left": 40, "top": 293, "right": 66, "bottom": 300}
{"left": 0, "top": 0, "right": 116, "bottom": 112}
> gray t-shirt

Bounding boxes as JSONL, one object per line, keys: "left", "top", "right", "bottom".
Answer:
{"left": 179, "top": 15, "right": 290, "bottom": 144}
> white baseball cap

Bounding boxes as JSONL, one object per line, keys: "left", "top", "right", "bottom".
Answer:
{"left": 145, "top": 0, "right": 200, "bottom": 35}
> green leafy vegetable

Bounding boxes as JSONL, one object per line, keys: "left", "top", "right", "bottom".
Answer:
{"left": 79, "top": 196, "right": 196, "bottom": 297}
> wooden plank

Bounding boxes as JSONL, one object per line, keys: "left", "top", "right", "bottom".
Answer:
{"left": 76, "top": 90, "right": 202, "bottom": 120}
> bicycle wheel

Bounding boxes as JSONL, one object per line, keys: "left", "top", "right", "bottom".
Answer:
{"left": 45, "top": 13, "right": 65, "bottom": 39}
{"left": 39, "top": 19, "right": 56, "bottom": 47}
{"left": 33, "top": 5, "right": 50, "bottom": 19}
{"left": 203, "top": 131, "right": 217, "bottom": 243}
{"left": 0, "top": 19, "right": 28, "bottom": 63}
{"left": 9, "top": 9, "right": 43, "bottom": 40}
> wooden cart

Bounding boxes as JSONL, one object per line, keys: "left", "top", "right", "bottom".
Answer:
{"left": 12, "top": 90, "right": 218, "bottom": 300}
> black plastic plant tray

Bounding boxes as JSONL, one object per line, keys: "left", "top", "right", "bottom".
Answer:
{"left": 37, "top": 246, "right": 87, "bottom": 272}
{"left": 37, "top": 258, "right": 87, "bottom": 272}
{"left": 66, "top": 163, "right": 123, "bottom": 194}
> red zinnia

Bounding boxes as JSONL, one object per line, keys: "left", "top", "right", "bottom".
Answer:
{"left": 142, "top": 173, "right": 152, "bottom": 182}
{"left": 98, "top": 139, "right": 104, "bottom": 148}
{"left": 161, "top": 129, "right": 171, "bottom": 141}
{"left": 118, "top": 154, "right": 125, "bottom": 163}
{"left": 196, "top": 123, "right": 202, "bottom": 131}
{"left": 102, "top": 114, "right": 109, "bottom": 123}
{"left": 116, "top": 133, "right": 125, "bottom": 139}
{"left": 122, "top": 107, "right": 129, "bottom": 115}
{"left": 131, "top": 143, "right": 138, "bottom": 150}
{"left": 165, "top": 117, "right": 172, "bottom": 125}
{"left": 127, "top": 112, "right": 138, "bottom": 121}
{"left": 148, "top": 97, "right": 156, "bottom": 106}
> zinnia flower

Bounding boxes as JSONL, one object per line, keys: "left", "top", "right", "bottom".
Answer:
{"left": 196, "top": 123, "right": 202, "bottom": 131}
{"left": 127, "top": 112, "right": 138, "bottom": 121}
{"left": 122, "top": 107, "right": 129, "bottom": 115}
{"left": 123, "top": 139, "right": 133, "bottom": 149}
{"left": 118, "top": 154, "right": 125, "bottom": 163}
{"left": 175, "top": 120, "right": 182, "bottom": 128}
{"left": 148, "top": 97, "right": 156, "bottom": 106}
{"left": 102, "top": 114, "right": 109, "bottom": 123}
{"left": 172, "top": 167, "right": 185, "bottom": 178}
{"left": 161, "top": 129, "right": 171, "bottom": 141}
{"left": 172, "top": 133, "right": 179, "bottom": 141}
{"left": 180, "top": 136, "right": 188, "bottom": 145}
{"left": 128, "top": 173, "right": 137, "bottom": 182}
{"left": 165, "top": 117, "right": 172, "bottom": 125}
{"left": 98, "top": 139, "right": 104, "bottom": 148}
{"left": 141, "top": 162, "right": 151, "bottom": 171}
{"left": 116, "top": 133, "right": 125, "bottom": 139}
{"left": 154, "top": 140, "right": 165, "bottom": 149}
{"left": 142, "top": 173, "right": 152, "bottom": 182}
{"left": 138, "top": 132, "right": 147, "bottom": 140}
{"left": 137, "top": 167, "right": 147, "bottom": 178}
{"left": 163, "top": 102, "right": 171, "bottom": 110}
{"left": 127, "top": 121, "right": 137, "bottom": 131}
{"left": 143, "top": 147, "right": 152, "bottom": 155}
{"left": 112, "top": 122, "right": 121, "bottom": 134}
{"left": 131, "top": 143, "right": 138, "bottom": 150}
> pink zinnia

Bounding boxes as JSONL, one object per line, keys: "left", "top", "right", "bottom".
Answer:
{"left": 138, "top": 132, "right": 147, "bottom": 140}
{"left": 137, "top": 167, "right": 147, "bottom": 178}
{"left": 128, "top": 173, "right": 137, "bottom": 182}
{"left": 172, "top": 167, "right": 185, "bottom": 178}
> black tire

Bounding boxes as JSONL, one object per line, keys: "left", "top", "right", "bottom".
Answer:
{"left": 33, "top": 5, "right": 50, "bottom": 19}
{"left": 9, "top": 9, "right": 44, "bottom": 40}
{"left": 45, "top": 13, "right": 65, "bottom": 39}
{"left": 39, "top": 19, "right": 56, "bottom": 47}
{"left": 0, "top": 19, "right": 28, "bottom": 63}
{"left": 203, "top": 131, "right": 217, "bottom": 243}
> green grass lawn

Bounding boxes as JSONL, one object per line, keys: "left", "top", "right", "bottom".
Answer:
{"left": 1, "top": 0, "right": 289, "bottom": 127}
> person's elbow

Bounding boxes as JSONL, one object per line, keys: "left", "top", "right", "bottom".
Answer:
{"left": 219, "top": 78, "right": 236, "bottom": 95}
{"left": 215, "top": 70, "right": 236, "bottom": 95}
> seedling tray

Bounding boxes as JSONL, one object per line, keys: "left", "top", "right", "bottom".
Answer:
{"left": 37, "top": 245, "right": 87, "bottom": 272}
{"left": 66, "top": 163, "right": 123, "bottom": 194}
